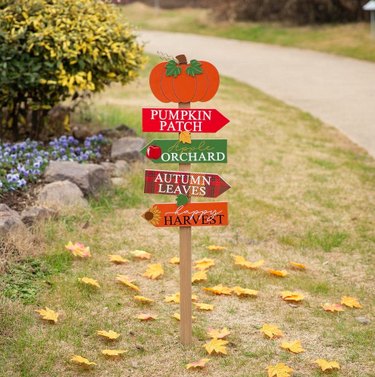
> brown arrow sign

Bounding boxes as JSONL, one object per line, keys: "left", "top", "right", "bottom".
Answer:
{"left": 144, "top": 169, "right": 231, "bottom": 198}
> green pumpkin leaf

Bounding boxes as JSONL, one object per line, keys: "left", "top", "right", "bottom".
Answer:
{"left": 166, "top": 60, "right": 181, "bottom": 77}
{"left": 176, "top": 194, "right": 189, "bottom": 206}
{"left": 186, "top": 59, "right": 203, "bottom": 77}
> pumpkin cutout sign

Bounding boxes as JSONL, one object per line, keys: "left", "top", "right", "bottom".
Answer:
{"left": 149, "top": 54, "right": 219, "bottom": 103}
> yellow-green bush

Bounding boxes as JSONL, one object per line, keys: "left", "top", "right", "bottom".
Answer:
{"left": 0, "top": 0, "right": 145, "bottom": 140}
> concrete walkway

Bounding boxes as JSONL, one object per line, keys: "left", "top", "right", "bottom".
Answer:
{"left": 139, "top": 30, "right": 375, "bottom": 157}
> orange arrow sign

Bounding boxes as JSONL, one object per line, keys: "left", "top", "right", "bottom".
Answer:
{"left": 142, "top": 202, "right": 228, "bottom": 228}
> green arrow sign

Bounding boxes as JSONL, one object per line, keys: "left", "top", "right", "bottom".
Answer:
{"left": 141, "top": 139, "right": 227, "bottom": 164}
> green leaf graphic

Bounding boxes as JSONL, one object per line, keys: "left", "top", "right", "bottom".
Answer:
{"left": 166, "top": 60, "right": 182, "bottom": 77}
{"left": 186, "top": 59, "right": 203, "bottom": 77}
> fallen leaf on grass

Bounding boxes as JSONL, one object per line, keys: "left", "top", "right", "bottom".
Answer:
{"left": 169, "top": 256, "right": 180, "bottom": 264}
{"left": 192, "top": 270, "right": 208, "bottom": 283}
{"left": 165, "top": 292, "right": 198, "bottom": 303}
{"left": 135, "top": 313, "right": 157, "bottom": 321}
{"left": 172, "top": 313, "right": 196, "bottom": 321}
{"left": 232, "top": 286, "right": 258, "bottom": 297}
{"left": 203, "top": 338, "right": 228, "bottom": 355}
{"left": 108, "top": 255, "right": 129, "bottom": 264}
{"left": 289, "top": 261, "right": 306, "bottom": 270}
{"left": 260, "top": 324, "right": 283, "bottom": 339}
{"left": 71, "top": 355, "right": 96, "bottom": 367}
{"left": 194, "top": 258, "right": 215, "bottom": 271}
{"left": 78, "top": 277, "right": 100, "bottom": 288}
{"left": 314, "top": 359, "right": 340, "bottom": 372}
{"left": 35, "top": 307, "right": 59, "bottom": 323}
{"left": 203, "top": 284, "right": 232, "bottom": 295}
{"left": 97, "top": 330, "right": 121, "bottom": 340}
{"left": 179, "top": 130, "right": 191, "bottom": 144}
{"left": 101, "top": 349, "right": 127, "bottom": 357}
{"left": 268, "top": 269, "right": 288, "bottom": 277}
{"left": 207, "top": 245, "right": 226, "bottom": 251}
{"left": 341, "top": 296, "right": 362, "bottom": 308}
{"left": 134, "top": 295, "right": 154, "bottom": 304}
{"left": 116, "top": 275, "right": 140, "bottom": 291}
{"left": 321, "top": 303, "right": 344, "bottom": 312}
{"left": 130, "top": 250, "right": 151, "bottom": 260}
{"left": 231, "top": 254, "right": 264, "bottom": 269}
{"left": 267, "top": 363, "right": 293, "bottom": 377}
{"left": 194, "top": 302, "right": 214, "bottom": 311}
{"left": 207, "top": 327, "right": 231, "bottom": 339}
{"left": 281, "top": 340, "right": 305, "bottom": 354}
{"left": 143, "top": 263, "right": 164, "bottom": 279}
{"left": 281, "top": 291, "right": 304, "bottom": 302}
{"left": 65, "top": 241, "right": 91, "bottom": 258}
{"left": 186, "top": 358, "right": 210, "bottom": 369}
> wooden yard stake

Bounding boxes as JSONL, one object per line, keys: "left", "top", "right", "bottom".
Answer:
{"left": 178, "top": 100, "right": 192, "bottom": 345}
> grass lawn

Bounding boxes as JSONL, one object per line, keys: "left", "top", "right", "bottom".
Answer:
{"left": 121, "top": 2, "right": 375, "bottom": 63}
{"left": 0, "top": 55, "right": 374, "bottom": 376}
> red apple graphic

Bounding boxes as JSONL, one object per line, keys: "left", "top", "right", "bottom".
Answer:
{"left": 146, "top": 145, "right": 162, "bottom": 160}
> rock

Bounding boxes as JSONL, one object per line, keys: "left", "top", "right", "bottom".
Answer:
{"left": 100, "top": 124, "right": 137, "bottom": 140}
{"left": 100, "top": 162, "right": 115, "bottom": 175}
{"left": 114, "top": 160, "right": 130, "bottom": 177}
{"left": 0, "top": 204, "right": 27, "bottom": 237}
{"left": 111, "top": 137, "right": 145, "bottom": 162}
{"left": 356, "top": 316, "right": 371, "bottom": 325}
{"left": 44, "top": 161, "right": 111, "bottom": 196}
{"left": 111, "top": 177, "right": 126, "bottom": 186}
{"left": 21, "top": 206, "right": 57, "bottom": 226}
{"left": 38, "top": 181, "right": 88, "bottom": 208}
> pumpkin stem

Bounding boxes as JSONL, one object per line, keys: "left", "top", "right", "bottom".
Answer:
{"left": 175, "top": 54, "right": 187, "bottom": 65}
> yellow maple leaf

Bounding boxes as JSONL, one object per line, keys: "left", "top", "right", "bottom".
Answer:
{"left": 231, "top": 254, "right": 264, "bottom": 269}
{"left": 314, "top": 359, "right": 340, "bottom": 371}
{"left": 101, "top": 349, "right": 127, "bottom": 357}
{"left": 203, "top": 284, "right": 232, "bottom": 295}
{"left": 232, "top": 286, "right": 258, "bottom": 297}
{"left": 97, "top": 330, "right": 121, "bottom": 340}
{"left": 267, "top": 363, "right": 293, "bottom": 377}
{"left": 289, "top": 261, "right": 306, "bottom": 270}
{"left": 192, "top": 270, "right": 208, "bottom": 283}
{"left": 268, "top": 269, "right": 288, "bottom": 277}
{"left": 172, "top": 312, "right": 197, "bottom": 321}
{"left": 130, "top": 250, "right": 151, "bottom": 260}
{"left": 143, "top": 263, "right": 164, "bottom": 279}
{"left": 65, "top": 241, "right": 91, "bottom": 258}
{"left": 281, "top": 340, "right": 305, "bottom": 354}
{"left": 134, "top": 295, "right": 154, "bottom": 304}
{"left": 35, "top": 307, "right": 59, "bottom": 323}
{"left": 186, "top": 358, "right": 210, "bottom": 369}
{"left": 108, "top": 255, "right": 129, "bottom": 264}
{"left": 321, "top": 303, "right": 344, "bottom": 312}
{"left": 207, "top": 327, "right": 231, "bottom": 339}
{"left": 116, "top": 275, "right": 140, "bottom": 291}
{"left": 78, "top": 277, "right": 100, "bottom": 288}
{"left": 341, "top": 296, "right": 362, "bottom": 308}
{"left": 135, "top": 313, "right": 157, "bottom": 321}
{"left": 203, "top": 338, "right": 229, "bottom": 355}
{"left": 179, "top": 130, "right": 191, "bottom": 144}
{"left": 260, "top": 324, "right": 283, "bottom": 339}
{"left": 70, "top": 355, "right": 96, "bottom": 367}
{"left": 207, "top": 245, "right": 226, "bottom": 251}
{"left": 165, "top": 292, "right": 198, "bottom": 303}
{"left": 194, "top": 302, "right": 214, "bottom": 311}
{"left": 281, "top": 291, "right": 304, "bottom": 302}
{"left": 194, "top": 258, "right": 215, "bottom": 271}
{"left": 169, "top": 256, "right": 180, "bottom": 265}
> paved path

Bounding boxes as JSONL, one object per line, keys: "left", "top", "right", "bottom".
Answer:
{"left": 139, "top": 30, "right": 375, "bottom": 157}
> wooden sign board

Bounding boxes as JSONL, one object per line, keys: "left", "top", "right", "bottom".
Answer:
{"left": 142, "top": 108, "right": 230, "bottom": 133}
{"left": 141, "top": 139, "right": 227, "bottom": 164}
{"left": 144, "top": 169, "right": 230, "bottom": 198}
{"left": 142, "top": 202, "right": 228, "bottom": 227}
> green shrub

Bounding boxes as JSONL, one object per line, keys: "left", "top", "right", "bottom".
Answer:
{"left": 0, "top": 0, "right": 145, "bottom": 141}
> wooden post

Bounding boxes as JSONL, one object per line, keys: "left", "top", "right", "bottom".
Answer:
{"left": 178, "top": 101, "right": 192, "bottom": 345}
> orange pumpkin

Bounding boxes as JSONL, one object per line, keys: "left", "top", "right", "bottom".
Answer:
{"left": 149, "top": 54, "right": 219, "bottom": 103}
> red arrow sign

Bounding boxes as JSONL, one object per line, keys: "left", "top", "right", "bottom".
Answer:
{"left": 144, "top": 169, "right": 230, "bottom": 198}
{"left": 142, "top": 202, "right": 228, "bottom": 227}
{"left": 142, "top": 108, "right": 230, "bottom": 133}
